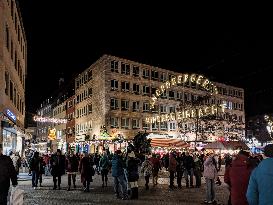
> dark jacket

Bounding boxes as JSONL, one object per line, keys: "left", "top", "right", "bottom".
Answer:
{"left": 30, "top": 156, "right": 44, "bottom": 174}
{"left": 127, "top": 158, "right": 140, "bottom": 182}
{"left": 79, "top": 156, "right": 94, "bottom": 182}
{"left": 183, "top": 155, "right": 194, "bottom": 171}
{"left": 111, "top": 154, "right": 125, "bottom": 177}
{"left": 50, "top": 154, "right": 66, "bottom": 176}
{"left": 224, "top": 155, "right": 252, "bottom": 205}
{"left": 0, "top": 155, "right": 18, "bottom": 192}
{"left": 66, "top": 155, "right": 79, "bottom": 173}
{"left": 99, "top": 155, "right": 110, "bottom": 170}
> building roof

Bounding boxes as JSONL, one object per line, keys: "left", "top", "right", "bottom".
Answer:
{"left": 204, "top": 141, "right": 249, "bottom": 150}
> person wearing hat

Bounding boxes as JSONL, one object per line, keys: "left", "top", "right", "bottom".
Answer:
{"left": 126, "top": 151, "right": 140, "bottom": 199}
{"left": 247, "top": 144, "right": 273, "bottom": 205}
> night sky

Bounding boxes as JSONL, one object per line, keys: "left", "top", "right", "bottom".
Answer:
{"left": 19, "top": 2, "right": 273, "bottom": 118}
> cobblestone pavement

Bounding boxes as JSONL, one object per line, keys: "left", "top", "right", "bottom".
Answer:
{"left": 17, "top": 169, "right": 229, "bottom": 205}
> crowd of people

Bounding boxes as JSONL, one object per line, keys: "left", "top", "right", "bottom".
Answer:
{"left": 1, "top": 144, "right": 273, "bottom": 205}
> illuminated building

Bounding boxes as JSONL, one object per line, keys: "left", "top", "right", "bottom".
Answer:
{"left": 75, "top": 55, "right": 245, "bottom": 145}
{"left": 0, "top": 0, "right": 27, "bottom": 155}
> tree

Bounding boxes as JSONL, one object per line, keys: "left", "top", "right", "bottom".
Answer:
{"left": 133, "top": 132, "right": 151, "bottom": 155}
{"left": 177, "top": 95, "right": 245, "bottom": 143}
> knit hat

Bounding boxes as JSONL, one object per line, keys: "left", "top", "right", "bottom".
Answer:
{"left": 264, "top": 144, "right": 273, "bottom": 158}
{"left": 128, "top": 151, "right": 135, "bottom": 158}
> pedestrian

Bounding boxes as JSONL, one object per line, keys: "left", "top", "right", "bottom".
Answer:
{"left": 224, "top": 150, "right": 252, "bottom": 205}
{"left": 150, "top": 154, "right": 161, "bottom": 186}
{"left": 176, "top": 152, "right": 184, "bottom": 189}
{"left": 99, "top": 151, "right": 110, "bottom": 187}
{"left": 247, "top": 144, "right": 273, "bottom": 205}
{"left": 203, "top": 153, "right": 218, "bottom": 204}
{"left": 0, "top": 145, "right": 18, "bottom": 205}
{"left": 126, "top": 151, "right": 140, "bottom": 199}
{"left": 43, "top": 154, "right": 51, "bottom": 176}
{"left": 141, "top": 155, "right": 153, "bottom": 190}
{"left": 65, "top": 152, "right": 79, "bottom": 191}
{"left": 183, "top": 152, "right": 194, "bottom": 188}
{"left": 50, "top": 149, "right": 66, "bottom": 190}
{"left": 79, "top": 152, "right": 94, "bottom": 192}
{"left": 168, "top": 151, "right": 177, "bottom": 189}
{"left": 111, "top": 150, "right": 128, "bottom": 200}
{"left": 29, "top": 151, "right": 44, "bottom": 188}
{"left": 193, "top": 154, "right": 202, "bottom": 188}
{"left": 10, "top": 151, "right": 21, "bottom": 176}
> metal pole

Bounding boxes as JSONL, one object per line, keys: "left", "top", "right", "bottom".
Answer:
{"left": 195, "top": 114, "right": 199, "bottom": 146}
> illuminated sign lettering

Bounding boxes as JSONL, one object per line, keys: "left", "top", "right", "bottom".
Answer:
{"left": 150, "top": 73, "right": 218, "bottom": 108}
{"left": 6, "top": 109, "right": 16, "bottom": 122}
{"left": 33, "top": 116, "right": 67, "bottom": 124}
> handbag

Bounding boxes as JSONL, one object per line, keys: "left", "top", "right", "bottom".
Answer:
{"left": 10, "top": 186, "right": 24, "bottom": 205}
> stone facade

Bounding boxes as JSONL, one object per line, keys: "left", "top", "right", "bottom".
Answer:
{"left": 75, "top": 55, "right": 245, "bottom": 142}
{"left": 0, "top": 0, "right": 27, "bottom": 152}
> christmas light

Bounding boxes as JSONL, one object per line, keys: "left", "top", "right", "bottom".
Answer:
{"left": 150, "top": 73, "right": 219, "bottom": 108}
{"left": 34, "top": 116, "right": 67, "bottom": 124}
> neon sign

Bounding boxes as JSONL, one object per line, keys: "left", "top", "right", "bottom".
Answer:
{"left": 33, "top": 116, "right": 67, "bottom": 124}
{"left": 6, "top": 109, "right": 16, "bottom": 122}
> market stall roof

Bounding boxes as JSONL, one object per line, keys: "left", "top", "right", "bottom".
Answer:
{"left": 151, "top": 138, "right": 189, "bottom": 148}
{"left": 204, "top": 141, "right": 249, "bottom": 150}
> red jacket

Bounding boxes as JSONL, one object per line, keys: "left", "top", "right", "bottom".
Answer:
{"left": 224, "top": 155, "right": 252, "bottom": 205}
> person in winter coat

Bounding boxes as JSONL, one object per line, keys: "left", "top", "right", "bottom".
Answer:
{"left": 111, "top": 150, "right": 128, "bottom": 200}
{"left": 66, "top": 152, "right": 79, "bottom": 191}
{"left": 203, "top": 153, "right": 218, "bottom": 204}
{"left": 224, "top": 150, "right": 252, "bottom": 205}
{"left": 141, "top": 155, "right": 153, "bottom": 190}
{"left": 10, "top": 151, "right": 21, "bottom": 176}
{"left": 0, "top": 146, "right": 18, "bottom": 205}
{"left": 169, "top": 152, "right": 177, "bottom": 189}
{"left": 29, "top": 151, "right": 44, "bottom": 188}
{"left": 193, "top": 154, "right": 202, "bottom": 188}
{"left": 50, "top": 149, "right": 66, "bottom": 190}
{"left": 176, "top": 152, "right": 184, "bottom": 189}
{"left": 183, "top": 152, "right": 194, "bottom": 188}
{"left": 99, "top": 151, "right": 110, "bottom": 187}
{"left": 247, "top": 144, "right": 273, "bottom": 205}
{"left": 79, "top": 152, "right": 94, "bottom": 192}
{"left": 126, "top": 151, "right": 140, "bottom": 199}
{"left": 150, "top": 154, "right": 161, "bottom": 186}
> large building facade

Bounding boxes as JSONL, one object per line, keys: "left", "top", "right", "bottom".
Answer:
{"left": 0, "top": 0, "right": 27, "bottom": 155}
{"left": 74, "top": 55, "right": 245, "bottom": 147}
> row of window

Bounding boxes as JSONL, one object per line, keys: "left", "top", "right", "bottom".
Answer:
{"left": 53, "top": 104, "right": 66, "bottom": 116}
{"left": 110, "top": 61, "right": 243, "bottom": 99}
{"left": 75, "top": 121, "right": 92, "bottom": 135}
{"left": 110, "top": 98, "right": 243, "bottom": 112}
{"left": 6, "top": 0, "right": 26, "bottom": 58}
{"left": 4, "top": 71, "right": 24, "bottom": 115}
{"left": 75, "top": 69, "right": 92, "bottom": 89}
{"left": 76, "top": 104, "right": 92, "bottom": 118}
{"left": 76, "top": 87, "right": 92, "bottom": 104}
{"left": 110, "top": 117, "right": 176, "bottom": 131}
{"left": 5, "top": 24, "right": 25, "bottom": 89}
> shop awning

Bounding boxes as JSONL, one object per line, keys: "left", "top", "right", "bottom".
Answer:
{"left": 151, "top": 138, "right": 189, "bottom": 148}
{"left": 204, "top": 141, "right": 249, "bottom": 150}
